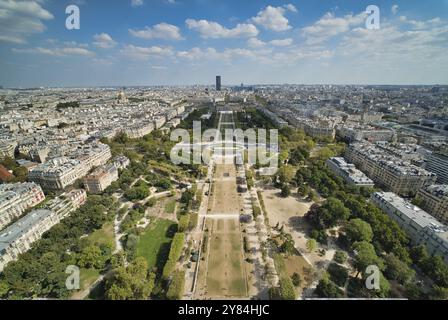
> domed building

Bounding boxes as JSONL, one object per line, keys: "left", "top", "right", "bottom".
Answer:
{"left": 117, "top": 90, "right": 128, "bottom": 103}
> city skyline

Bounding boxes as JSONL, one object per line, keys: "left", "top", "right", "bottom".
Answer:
{"left": 0, "top": 0, "right": 448, "bottom": 87}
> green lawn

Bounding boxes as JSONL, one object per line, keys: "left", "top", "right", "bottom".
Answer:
{"left": 80, "top": 268, "right": 101, "bottom": 290}
{"left": 136, "top": 219, "right": 177, "bottom": 271}
{"left": 164, "top": 200, "right": 176, "bottom": 214}
{"left": 87, "top": 222, "right": 116, "bottom": 251}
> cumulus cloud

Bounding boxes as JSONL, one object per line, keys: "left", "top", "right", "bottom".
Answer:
{"left": 284, "top": 4, "right": 298, "bottom": 13}
{"left": 301, "top": 12, "right": 366, "bottom": 44}
{"left": 186, "top": 19, "right": 258, "bottom": 38}
{"left": 0, "top": 0, "right": 54, "bottom": 44}
{"left": 129, "top": 23, "right": 183, "bottom": 40}
{"left": 251, "top": 5, "right": 292, "bottom": 31}
{"left": 247, "top": 38, "right": 266, "bottom": 48}
{"left": 93, "top": 33, "right": 116, "bottom": 49}
{"left": 270, "top": 38, "right": 293, "bottom": 47}
{"left": 121, "top": 44, "right": 173, "bottom": 60}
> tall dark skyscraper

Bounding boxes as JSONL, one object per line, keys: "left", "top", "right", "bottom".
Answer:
{"left": 216, "top": 76, "right": 221, "bottom": 91}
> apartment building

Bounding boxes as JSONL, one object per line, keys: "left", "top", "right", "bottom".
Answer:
{"left": 0, "top": 183, "right": 45, "bottom": 230}
{"left": 346, "top": 142, "right": 437, "bottom": 196}
{"left": 371, "top": 192, "right": 448, "bottom": 263}
{"left": 326, "top": 157, "right": 375, "bottom": 187}
{"left": 425, "top": 152, "right": 448, "bottom": 184}
{"left": 29, "top": 157, "right": 87, "bottom": 190}
{"left": 69, "top": 142, "right": 111, "bottom": 169}
{"left": 84, "top": 164, "right": 119, "bottom": 194}
{"left": 124, "top": 122, "right": 154, "bottom": 139}
{"left": 0, "top": 190, "right": 86, "bottom": 272}
{"left": 0, "top": 209, "right": 57, "bottom": 271}
{"left": 338, "top": 126, "right": 395, "bottom": 142}
{"left": 113, "top": 155, "right": 130, "bottom": 170}
{"left": 416, "top": 185, "right": 448, "bottom": 225}
{"left": 29, "top": 143, "right": 111, "bottom": 191}
{"left": 288, "top": 116, "right": 336, "bottom": 139}
{"left": 0, "top": 140, "right": 16, "bottom": 158}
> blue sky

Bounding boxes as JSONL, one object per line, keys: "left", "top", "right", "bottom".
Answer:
{"left": 0, "top": 0, "right": 447, "bottom": 87}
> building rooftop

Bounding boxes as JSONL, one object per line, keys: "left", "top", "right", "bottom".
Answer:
{"left": 373, "top": 192, "right": 448, "bottom": 234}
{"left": 0, "top": 209, "right": 53, "bottom": 253}
{"left": 422, "top": 184, "right": 448, "bottom": 198}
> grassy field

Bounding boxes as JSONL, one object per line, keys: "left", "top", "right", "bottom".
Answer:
{"left": 136, "top": 219, "right": 177, "bottom": 271}
{"left": 80, "top": 268, "right": 101, "bottom": 290}
{"left": 87, "top": 222, "right": 116, "bottom": 251}
{"left": 274, "top": 253, "right": 314, "bottom": 292}
{"left": 164, "top": 200, "right": 176, "bottom": 214}
{"left": 206, "top": 218, "right": 247, "bottom": 297}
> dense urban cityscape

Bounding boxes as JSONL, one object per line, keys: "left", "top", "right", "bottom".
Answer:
{"left": 1, "top": 82, "right": 447, "bottom": 301}
{"left": 0, "top": 0, "right": 447, "bottom": 309}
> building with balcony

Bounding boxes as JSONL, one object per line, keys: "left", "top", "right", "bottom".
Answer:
{"left": 0, "top": 182, "right": 45, "bottom": 230}
{"left": 326, "top": 157, "right": 375, "bottom": 187}
{"left": 0, "top": 190, "right": 85, "bottom": 272}
{"left": 346, "top": 142, "right": 437, "bottom": 196}
{"left": 84, "top": 164, "right": 119, "bottom": 194}
{"left": 28, "top": 157, "right": 88, "bottom": 190}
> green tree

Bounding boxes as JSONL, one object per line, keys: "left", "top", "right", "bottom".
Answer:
{"left": 431, "top": 286, "right": 448, "bottom": 300}
{"left": 178, "top": 215, "right": 190, "bottom": 232}
{"left": 77, "top": 245, "right": 103, "bottom": 269}
{"left": 315, "top": 277, "right": 344, "bottom": 298}
{"left": 105, "top": 257, "right": 153, "bottom": 300}
{"left": 344, "top": 219, "right": 373, "bottom": 243}
{"left": 291, "top": 273, "right": 302, "bottom": 287}
{"left": 384, "top": 253, "right": 415, "bottom": 284}
{"left": 278, "top": 277, "right": 297, "bottom": 300}
{"left": 352, "top": 241, "right": 384, "bottom": 276}
{"left": 277, "top": 166, "right": 295, "bottom": 185}
{"left": 308, "top": 197, "right": 350, "bottom": 229}
{"left": 280, "top": 184, "right": 291, "bottom": 198}
{"left": 333, "top": 251, "right": 347, "bottom": 264}
{"left": 306, "top": 239, "right": 317, "bottom": 253}
{"left": 166, "top": 270, "right": 186, "bottom": 300}
{"left": 0, "top": 281, "right": 9, "bottom": 298}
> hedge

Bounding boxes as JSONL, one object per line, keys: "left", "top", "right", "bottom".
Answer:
{"left": 166, "top": 270, "right": 186, "bottom": 300}
{"left": 189, "top": 213, "right": 199, "bottom": 230}
{"left": 178, "top": 215, "right": 190, "bottom": 232}
{"left": 162, "top": 232, "right": 185, "bottom": 278}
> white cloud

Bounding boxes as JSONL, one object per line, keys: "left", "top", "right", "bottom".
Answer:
{"left": 121, "top": 44, "right": 173, "bottom": 60}
{"left": 186, "top": 19, "right": 258, "bottom": 38}
{"left": 12, "top": 46, "right": 95, "bottom": 57}
{"left": 93, "top": 33, "right": 116, "bottom": 49}
{"left": 391, "top": 5, "right": 399, "bottom": 15}
{"left": 284, "top": 4, "right": 298, "bottom": 13}
{"left": 251, "top": 5, "right": 292, "bottom": 32}
{"left": 335, "top": 19, "right": 448, "bottom": 70}
{"left": 301, "top": 12, "right": 366, "bottom": 44}
{"left": 270, "top": 38, "right": 293, "bottom": 47}
{"left": 129, "top": 23, "right": 183, "bottom": 40}
{"left": 0, "top": 0, "right": 54, "bottom": 44}
{"left": 399, "top": 16, "right": 444, "bottom": 30}
{"left": 131, "top": 0, "right": 144, "bottom": 7}
{"left": 247, "top": 37, "right": 266, "bottom": 48}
